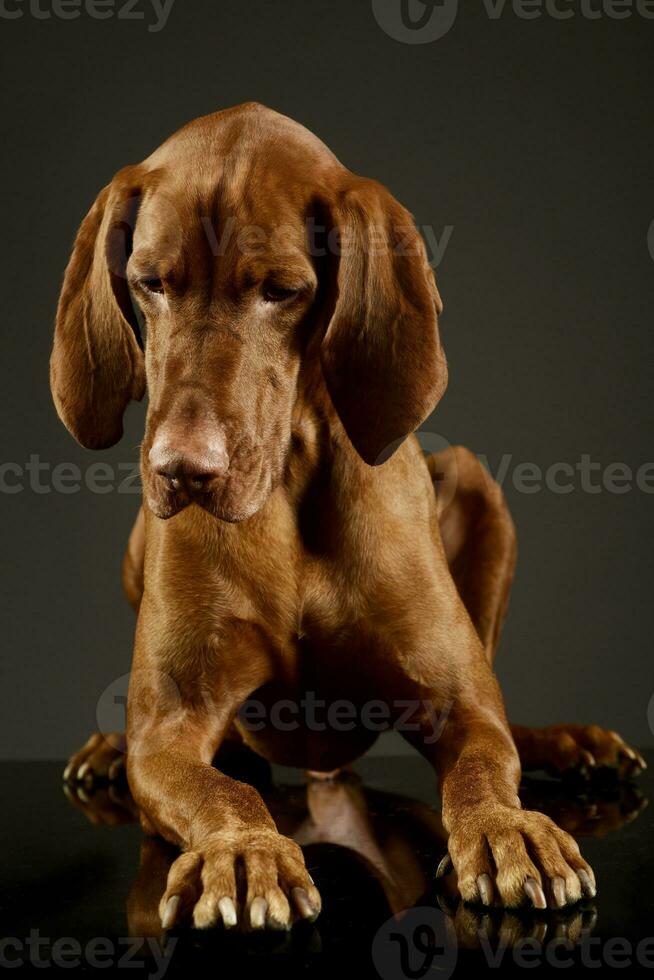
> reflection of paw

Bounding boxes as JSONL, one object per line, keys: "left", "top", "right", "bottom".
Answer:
{"left": 435, "top": 885, "right": 597, "bottom": 950}
{"left": 440, "top": 805, "right": 595, "bottom": 909}
{"left": 522, "top": 779, "right": 648, "bottom": 839}
{"left": 62, "top": 779, "right": 138, "bottom": 826}
{"left": 63, "top": 731, "right": 126, "bottom": 784}
{"left": 528, "top": 725, "right": 646, "bottom": 778}
{"left": 159, "top": 829, "right": 321, "bottom": 932}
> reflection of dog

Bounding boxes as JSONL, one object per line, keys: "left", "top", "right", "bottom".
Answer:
{"left": 54, "top": 103, "right": 644, "bottom": 931}
{"left": 64, "top": 764, "right": 645, "bottom": 948}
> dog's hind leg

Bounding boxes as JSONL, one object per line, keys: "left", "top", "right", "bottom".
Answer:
{"left": 429, "top": 445, "right": 516, "bottom": 663}
{"left": 430, "top": 445, "right": 644, "bottom": 778}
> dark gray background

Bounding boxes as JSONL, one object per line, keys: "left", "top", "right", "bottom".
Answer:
{"left": 1, "top": 0, "right": 653, "bottom": 759}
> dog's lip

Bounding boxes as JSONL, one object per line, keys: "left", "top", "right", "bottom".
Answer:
{"left": 146, "top": 491, "right": 190, "bottom": 520}
{"left": 145, "top": 480, "right": 261, "bottom": 524}
{"left": 197, "top": 493, "right": 263, "bottom": 524}
{"left": 150, "top": 500, "right": 255, "bottom": 524}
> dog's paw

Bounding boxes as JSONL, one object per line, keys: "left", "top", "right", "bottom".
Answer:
{"left": 525, "top": 724, "right": 646, "bottom": 778}
{"left": 158, "top": 828, "right": 321, "bottom": 932}
{"left": 439, "top": 805, "right": 596, "bottom": 909}
{"left": 63, "top": 731, "right": 126, "bottom": 784}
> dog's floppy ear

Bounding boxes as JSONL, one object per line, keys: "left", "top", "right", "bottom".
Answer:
{"left": 50, "top": 166, "right": 146, "bottom": 450}
{"left": 320, "top": 176, "right": 447, "bottom": 465}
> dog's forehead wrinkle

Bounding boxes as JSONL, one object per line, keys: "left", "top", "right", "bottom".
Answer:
{"left": 137, "top": 131, "right": 343, "bottom": 288}
{"left": 128, "top": 250, "right": 175, "bottom": 280}
{"left": 143, "top": 104, "right": 342, "bottom": 222}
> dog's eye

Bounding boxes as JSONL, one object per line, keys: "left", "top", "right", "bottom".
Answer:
{"left": 140, "top": 278, "right": 164, "bottom": 295}
{"left": 263, "top": 283, "right": 298, "bottom": 303}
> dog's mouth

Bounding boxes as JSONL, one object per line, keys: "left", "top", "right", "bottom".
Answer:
{"left": 143, "top": 460, "right": 275, "bottom": 524}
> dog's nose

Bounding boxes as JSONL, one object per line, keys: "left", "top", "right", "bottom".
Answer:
{"left": 149, "top": 434, "right": 229, "bottom": 493}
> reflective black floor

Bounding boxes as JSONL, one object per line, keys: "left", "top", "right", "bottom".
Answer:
{"left": 1, "top": 752, "right": 652, "bottom": 977}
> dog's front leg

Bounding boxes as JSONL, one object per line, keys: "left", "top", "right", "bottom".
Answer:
{"left": 125, "top": 632, "right": 320, "bottom": 932}
{"left": 401, "top": 647, "right": 596, "bottom": 909}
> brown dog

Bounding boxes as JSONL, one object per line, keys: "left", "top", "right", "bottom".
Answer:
{"left": 52, "top": 103, "right": 644, "bottom": 931}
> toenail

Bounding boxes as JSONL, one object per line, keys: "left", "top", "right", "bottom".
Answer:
{"left": 524, "top": 877, "right": 547, "bottom": 909}
{"left": 250, "top": 897, "right": 267, "bottom": 929}
{"left": 218, "top": 897, "right": 237, "bottom": 929}
{"left": 292, "top": 887, "right": 319, "bottom": 921}
{"left": 161, "top": 895, "right": 180, "bottom": 930}
{"left": 551, "top": 876, "right": 567, "bottom": 908}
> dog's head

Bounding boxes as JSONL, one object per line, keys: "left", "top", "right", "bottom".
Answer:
{"left": 51, "top": 103, "right": 447, "bottom": 522}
